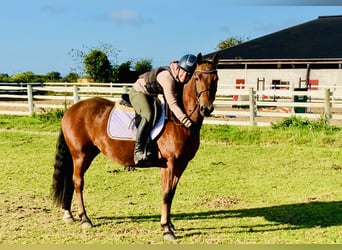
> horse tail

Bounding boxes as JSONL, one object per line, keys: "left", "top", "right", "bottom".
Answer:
{"left": 51, "top": 129, "right": 74, "bottom": 208}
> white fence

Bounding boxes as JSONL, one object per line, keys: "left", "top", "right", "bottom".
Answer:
{"left": 211, "top": 88, "right": 335, "bottom": 126}
{"left": 0, "top": 82, "right": 131, "bottom": 116}
{"left": 1, "top": 82, "right": 342, "bottom": 126}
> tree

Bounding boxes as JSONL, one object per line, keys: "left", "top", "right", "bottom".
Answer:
{"left": 134, "top": 59, "right": 152, "bottom": 75}
{"left": 0, "top": 73, "right": 9, "bottom": 82}
{"left": 10, "top": 71, "right": 36, "bottom": 83}
{"left": 68, "top": 43, "right": 119, "bottom": 77}
{"left": 45, "top": 71, "right": 62, "bottom": 81}
{"left": 62, "top": 72, "right": 79, "bottom": 82}
{"left": 216, "top": 36, "right": 249, "bottom": 50}
{"left": 114, "top": 61, "right": 138, "bottom": 83}
{"left": 111, "top": 58, "right": 153, "bottom": 83}
{"left": 84, "top": 50, "right": 112, "bottom": 82}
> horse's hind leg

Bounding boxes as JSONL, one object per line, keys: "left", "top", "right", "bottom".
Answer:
{"left": 72, "top": 150, "right": 99, "bottom": 229}
{"left": 61, "top": 172, "right": 75, "bottom": 223}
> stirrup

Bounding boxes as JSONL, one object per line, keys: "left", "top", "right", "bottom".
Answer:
{"left": 134, "top": 153, "right": 157, "bottom": 167}
{"left": 134, "top": 151, "right": 146, "bottom": 165}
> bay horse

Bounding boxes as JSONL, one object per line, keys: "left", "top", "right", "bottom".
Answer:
{"left": 52, "top": 53, "right": 218, "bottom": 240}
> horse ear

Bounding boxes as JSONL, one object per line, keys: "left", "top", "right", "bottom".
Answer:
{"left": 196, "top": 53, "right": 202, "bottom": 64}
{"left": 211, "top": 53, "right": 219, "bottom": 65}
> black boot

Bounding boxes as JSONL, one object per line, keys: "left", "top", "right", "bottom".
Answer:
{"left": 134, "top": 117, "right": 151, "bottom": 165}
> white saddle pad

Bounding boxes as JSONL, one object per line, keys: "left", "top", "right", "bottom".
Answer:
{"left": 107, "top": 98, "right": 165, "bottom": 141}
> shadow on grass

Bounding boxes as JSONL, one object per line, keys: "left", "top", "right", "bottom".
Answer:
{"left": 95, "top": 200, "right": 342, "bottom": 231}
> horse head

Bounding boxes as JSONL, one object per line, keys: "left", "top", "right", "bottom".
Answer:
{"left": 192, "top": 53, "right": 219, "bottom": 117}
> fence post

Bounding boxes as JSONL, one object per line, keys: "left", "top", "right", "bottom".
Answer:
{"left": 123, "top": 85, "right": 129, "bottom": 94}
{"left": 27, "top": 84, "right": 34, "bottom": 116}
{"left": 324, "top": 88, "right": 331, "bottom": 125}
{"left": 73, "top": 85, "right": 79, "bottom": 103}
{"left": 249, "top": 87, "right": 256, "bottom": 126}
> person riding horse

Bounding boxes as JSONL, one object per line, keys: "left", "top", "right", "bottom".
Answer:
{"left": 129, "top": 54, "right": 198, "bottom": 165}
{"left": 52, "top": 52, "right": 218, "bottom": 239}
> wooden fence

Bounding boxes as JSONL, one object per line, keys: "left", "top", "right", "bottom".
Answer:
{"left": 210, "top": 88, "right": 335, "bottom": 126}
{"left": 1, "top": 82, "right": 342, "bottom": 126}
{"left": 0, "top": 82, "right": 131, "bottom": 116}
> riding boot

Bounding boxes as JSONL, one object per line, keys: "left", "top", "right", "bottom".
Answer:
{"left": 134, "top": 117, "right": 151, "bottom": 165}
{"left": 145, "top": 136, "right": 153, "bottom": 159}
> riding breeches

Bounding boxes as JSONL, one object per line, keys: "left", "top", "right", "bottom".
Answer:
{"left": 129, "top": 87, "right": 155, "bottom": 124}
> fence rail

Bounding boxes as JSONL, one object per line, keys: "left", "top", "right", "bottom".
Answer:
{"left": 1, "top": 82, "right": 342, "bottom": 126}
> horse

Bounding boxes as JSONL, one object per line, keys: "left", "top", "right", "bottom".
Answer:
{"left": 52, "top": 53, "right": 218, "bottom": 240}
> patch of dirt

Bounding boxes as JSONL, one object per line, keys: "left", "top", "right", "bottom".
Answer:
{"left": 202, "top": 196, "right": 239, "bottom": 209}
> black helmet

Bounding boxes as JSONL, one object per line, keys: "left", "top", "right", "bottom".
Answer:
{"left": 178, "top": 54, "right": 197, "bottom": 74}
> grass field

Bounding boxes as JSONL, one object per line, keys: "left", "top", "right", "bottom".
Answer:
{"left": 1, "top": 115, "right": 342, "bottom": 243}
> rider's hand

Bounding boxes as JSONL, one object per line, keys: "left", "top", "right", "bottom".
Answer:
{"left": 181, "top": 117, "right": 193, "bottom": 128}
{"left": 181, "top": 117, "right": 197, "bottom": 134}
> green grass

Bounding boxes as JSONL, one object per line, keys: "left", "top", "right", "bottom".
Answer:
{"left": 0, "top": 112, "right": 62, "bottom": 132}
{"left": 1, "top": 115, "right": 342, "bottom": 243}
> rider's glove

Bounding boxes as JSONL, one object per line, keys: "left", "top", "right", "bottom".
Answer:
{"left": 182, "top": 117, "right": 197, "bottom": 134}
{"left": 181, "top": 117, "right": 193, "bottom": 128}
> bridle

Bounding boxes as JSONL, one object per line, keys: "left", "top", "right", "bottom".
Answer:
{"left": 193, "top": 68, "right": 217, "bottom": 99}
{"left": 187, "top": 65, "right": 217, "bottom": 118}
{"left": 171, "top": 61, "right": 217, "bottom": 125}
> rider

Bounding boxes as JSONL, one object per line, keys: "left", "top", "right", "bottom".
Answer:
{"left": 129, "top": 54, "right": 198, "bottom": 165}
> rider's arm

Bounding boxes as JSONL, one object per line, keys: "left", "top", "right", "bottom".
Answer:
{"left": 157, "top": 71, "right": 187, "bottom": 123}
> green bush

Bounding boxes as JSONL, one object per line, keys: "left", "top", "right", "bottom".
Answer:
{"left": 34, "top": 109, "right": 64, "bottom": 123}
{"left": 271, "top": 115, "right": 340, "bottom": 132}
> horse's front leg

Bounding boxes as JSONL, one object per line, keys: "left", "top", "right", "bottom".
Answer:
{"left": 160, "top": 160, "right": 185, "bottom": 240}
{"left": 161, "top": 186, "right": 177, "bottom": 240}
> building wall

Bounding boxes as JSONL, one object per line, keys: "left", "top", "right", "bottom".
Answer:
{"left": 217, "top": 68, "right": 342, "bottom": 96}
{"left": 310, "top": 69, "right": 342, "bottom": 87}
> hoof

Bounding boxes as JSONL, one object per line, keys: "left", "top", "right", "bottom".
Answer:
{"left": 63, "top": 216, "right": 75, "bottom": 223}
{"left": 81, "top": 221, "right": 93, "bottom": 229}
{"left": 62, "top": 210, "right": 75, "bottom": 223}
{"left": 163, "top": 231, "right": 177, "bottom": 240}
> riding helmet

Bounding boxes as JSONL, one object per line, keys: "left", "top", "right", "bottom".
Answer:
{"left": 178, "top": 54, "right": 197, "bottom": 74}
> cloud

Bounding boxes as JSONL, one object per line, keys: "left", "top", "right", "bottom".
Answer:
{"left": 105, "top": 8, "right": 143, "bottom": 26}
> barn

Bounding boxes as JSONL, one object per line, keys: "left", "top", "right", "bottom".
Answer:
{"left": 207, "top": 15, "right": 342, "bottom": 95}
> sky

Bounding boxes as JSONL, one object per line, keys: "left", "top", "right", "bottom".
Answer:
{"left": 1, "top": 0, "right": 342, "bottom": 77}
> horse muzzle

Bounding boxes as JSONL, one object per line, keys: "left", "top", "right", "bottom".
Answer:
{"left": 200, "top": 104, "right": 214, "bottom": 117}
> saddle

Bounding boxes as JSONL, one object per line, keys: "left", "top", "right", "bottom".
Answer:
{"left": 107, "top": 94, "right": 167, "bottom": 141}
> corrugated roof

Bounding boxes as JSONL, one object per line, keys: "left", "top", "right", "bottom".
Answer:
{"left": 208, "top": 15, "right": 342, "bottom": 61}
